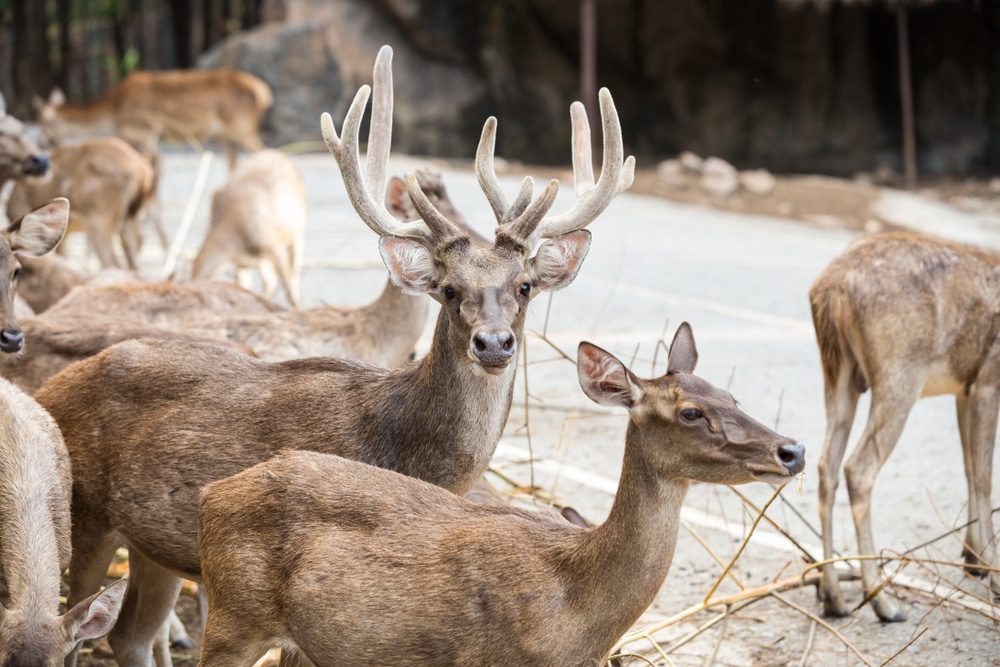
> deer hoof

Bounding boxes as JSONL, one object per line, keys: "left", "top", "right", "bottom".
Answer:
{"left": 871, "top": 595, "right": 906, "bottom": 623}
{"left": 961, "top": 547, "right": 987, "bottom": 578}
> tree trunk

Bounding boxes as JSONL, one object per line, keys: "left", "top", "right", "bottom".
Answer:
{"left": 11, "top": 0, "right": 52, "bottom": 118}
{"left": 173, "top": 0, "right": 194, "bottom": 68}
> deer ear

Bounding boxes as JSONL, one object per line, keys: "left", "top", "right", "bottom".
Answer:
{"left": 6, "top": 198, "right": 69, "bottom": 258}
{"left": 577, "top": 341, "right": 641, "bottom": 409}
{"left": 385, "top": 177, "right": 414, "bottom": 221}
{"left": 666, "top": 322, "right": 698, "bottom": 374}
{"left": 379, "top": 236, "right": 439, "bottom": 295}
{"left": 528, "top": 230, "right": 591, "bottom": 293}
{"left": 49, "top": 88, "right": 66, "bottom": 106}
{"left": 61, "top": 578, "right": 127, "bottom": 643}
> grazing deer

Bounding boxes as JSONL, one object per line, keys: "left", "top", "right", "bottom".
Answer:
{"left": 34, "top": 44, "right": 633, "bottom": 667}
{"left": 6, "top": 137, "right": 156, "bottom": 270}
{"left": 36, "top": 68, "right": 272, "bottom": 170}
{"left": 195, "top": 325, "right": 806, "bottom": 667}
{"left": 0, "top": 199, "right": 69, "bottom": 354}
{"left": 0, "top": 377, "right": 127, "bottom": 666}
{"left": 811, "top": 233, "right": 1000, "bottom": 622}
{"left": 191, "top": 149, "right": 306, "bottom": 307}
{"left": 42, "top": 168, "right": 469, "bottom": 366}
{"left": 0, "top": 91, "right": 50, "bottom": 186}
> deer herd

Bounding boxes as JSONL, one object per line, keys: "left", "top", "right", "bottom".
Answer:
{"left": 0, "top": 42, "right": 993, "bottom": 667}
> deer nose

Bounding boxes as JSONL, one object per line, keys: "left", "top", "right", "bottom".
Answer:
{"left": 22, "top": 153, "right": 50, "bottom": 176}
{"left": 776, "top": 442, "right": 806, "bottom": 476}
{"left": 0, "top": 329, "right": 24, "bottom": 353}
{"left": 472, "top": 330, "right": 516, "bottom": 367}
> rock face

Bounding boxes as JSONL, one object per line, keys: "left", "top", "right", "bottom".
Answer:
{"left": 200, "top": 0, "right": 1000, "bottom": 174}
{"left": 199, "top": 1, "right": 484, "bottom": 154}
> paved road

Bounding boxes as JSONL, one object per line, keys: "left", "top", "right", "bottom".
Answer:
{"left": 133, "top": 150, "right": 997, "bottom": 665}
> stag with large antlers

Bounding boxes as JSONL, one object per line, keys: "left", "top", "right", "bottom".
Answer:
{"left": 35, "top": 45, "right": 633, "bottom": 667}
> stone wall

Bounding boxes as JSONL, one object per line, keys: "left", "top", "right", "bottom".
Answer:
{"left": 201, "top": 0, "right": 1000, "bottom": 176}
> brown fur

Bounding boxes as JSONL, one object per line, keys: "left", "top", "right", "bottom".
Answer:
{"left": 0, "top": 93, "right": 49, "bottom": 187}
{"left": 810, "top": 232, "right": 1000, "bottom": 621}
{"left": 192, "top": 150, "right": 305, "bottom": 306}
{"left": 0, "top": 378, "right": 126, "bottom": 666}
{"left": 195, "top": 327, "right": 805, "bottom": 667}
{"left": 35, "top": 46, "right": 631, "bottom": 667}
{"left": 37, "top": 69, "right": 272, "bottom": 169}
{"left": 6, "top": 138, "right": 155, "bottom": 270}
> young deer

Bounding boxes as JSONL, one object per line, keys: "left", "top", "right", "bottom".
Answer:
{"left": 0, "top": 91, "right": 50, "bottom": 187}
{"left": 0, "top": 377, "right": 127, "bottom": 665}
{"left": 195, "top": 324, "right": 806, "bottom": 667}
{"left": 811, "top": 233, "right": 1000, "bottom": 622}
{"left": 0, "top": 199, "right": 69, "bottom": 354}
{"left": 192, "top": 149, "right": 306, "bottom": 306}
{"left": 34, "top": 44, "right": 633, "bottom": 667}
{"left": 6, "top": 137, "right": 156, "bottom": 270}
{"left": 35, "top": 69, "right": 272, "bottom": 170}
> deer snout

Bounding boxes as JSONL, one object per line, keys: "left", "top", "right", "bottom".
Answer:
{"left": 776, "top": 442, "right": 806, "bottom": 476}
{"left": 471, "top": 330, "right": 516, "bottom": 368}
{"left": 22, "top": 153, "right": 50, "bottom": 177}
{"left": 0, "top": 328, "right": 24, "bottom": 353}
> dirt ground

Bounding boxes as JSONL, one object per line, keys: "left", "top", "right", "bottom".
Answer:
{"left": 70, "top": 162, "right": 1000, "bottom": 667}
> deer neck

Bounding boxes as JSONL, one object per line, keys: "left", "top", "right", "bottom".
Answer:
{"left": 0, "top": 448, "right": 62, "bottom": 615}
{"left": 567, "top": 423, "right": 690, "bottom": 650}
{"left": 370, "top": 304, "right": 517, "bottom": 495}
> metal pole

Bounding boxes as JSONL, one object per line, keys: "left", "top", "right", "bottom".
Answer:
{"left": 581, "top": 0, "right": 597, "bottom": 147}
{"left": 897, "top": 2, "right": 917, "bottom": 190}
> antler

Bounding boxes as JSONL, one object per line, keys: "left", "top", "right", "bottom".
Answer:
{"left": 321, "top": 45, "right": 462, "bottom": 245}
{"left": 483, "top": 88, "right": 634, "bottom": 247}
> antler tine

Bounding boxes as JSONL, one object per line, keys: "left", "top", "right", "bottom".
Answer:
{"left": 530, "top": 88, "right": 635, "bottom": 242}
{"left": 476, "top": 117, "right": 510, "bottom": 224}
{"left": 404, "top": 173, "right": 464, "bottom": 241}
{"left": 320, "top": 46, "right": 434, "bottom": 244}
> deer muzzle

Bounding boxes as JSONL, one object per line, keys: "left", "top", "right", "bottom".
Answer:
{"left": 471, "top": 329, "right": 516, "bottom": 370}
{"left": 776, "top": 442, "right": 806, "bottom": 476}
{"left": 21, "top": 153, "right": 50, "bottom": 177}
{"left": 0, "top": 328, "right": 24, "bottom": 353}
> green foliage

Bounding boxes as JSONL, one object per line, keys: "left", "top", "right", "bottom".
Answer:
{"left": 104, "top": 46, "right": 139, "bottom": 82}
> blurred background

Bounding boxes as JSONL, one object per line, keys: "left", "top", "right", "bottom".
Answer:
{"left": 2, "top": 0, "right": 998, "bottom": 183}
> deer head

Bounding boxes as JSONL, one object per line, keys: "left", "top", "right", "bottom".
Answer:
{"left": 0, "top": 92, "right": 50, "bottom": 185}
{"left": 0, "top": 199, "right": 69, "bottom": 352}
{"left": 321, "top": 45, "right": 634, "bottom": 375}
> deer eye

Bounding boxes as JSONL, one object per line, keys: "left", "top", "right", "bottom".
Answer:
{"left": 679, "top": 408, "right": 703, "bottom": 422}
{"left": 11, "top": 267, "right": 20, "bottom": 281}
{"left": 443, "top": 286, "right": 456, "bottom": 300}
{"left": 519, "top": 282, "right": 531, "bottom": 296}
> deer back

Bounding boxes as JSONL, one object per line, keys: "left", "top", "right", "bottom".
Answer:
{"left": 37, "top": 69, "right": 272, "bottom": 148}
{"left": 809, "top": 233, "right": 1000, "bottom": 396}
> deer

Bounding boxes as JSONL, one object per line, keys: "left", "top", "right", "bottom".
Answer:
{"left": 194, "top": 325, "right": 806, "bottom": 667}
{"left": 41, "top": 168, "right": 472, "bottom": 367}
{"left": 33, "top": 44, "right": 634, "bottom": 667}
{"left": 191, "top": 149, "right": 306, "bottom": 307}
{"left": 6, "top": 137, "right": 156, "bottom": 270}
{"left": 0, "top": 377, "right": 128, "bottom": 666}
{"left": 0, "top": 199, "right": 69, "bottom": 354}
{"left": 0, "top": 91, "right": 50, "bottom": 187}
{"left": 35, "top": 68, "right": 272, "bottom": 170}
{"left": 811, "top": 232, "right": 1000, "bottom": 622}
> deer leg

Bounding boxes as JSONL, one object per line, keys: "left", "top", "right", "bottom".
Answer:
{"left": 120, "top": 216, "right": 143, "bottom": 270}
{"left": 64, "top": 526, "right": 122, "bottom": 667}
{"left": 817, "top": 369, "right": 861, "bottom": 617}
{"left": 107, "top": 550, "right": 182, "bottom": 667}
{"left": 266, "top": 244, "right": 299, "bottom": 308}
{"left": 168, "top": 606, "right": 196, "bottom": 649}
{"left": 287, "top": 233, "right": 304, "bottom": 308}
{"left": 199, "top": 603, "right": 271, "bottom": 667}
{"left": 843, "top": 385, "right": 919, "bottom": 622}
{"left": 257, "top": 260, "right": 279, "bottom": 301}
{"left": 959, "top": 387, "right": 1000, "bottom": 596}
{"left": 236, "top": 266, "right": 255, "bottom": 293}
{"left": 85, "top": 217, "right": 123, "bottom": 269}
